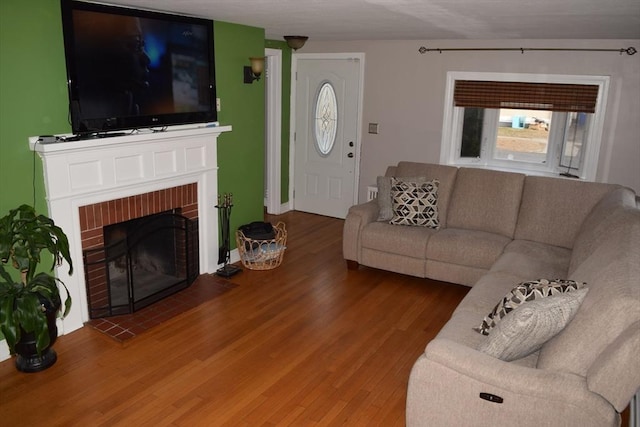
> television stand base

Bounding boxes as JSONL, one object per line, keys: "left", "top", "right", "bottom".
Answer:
{"left": 96, "top": 132, "right": 127, "bottom": 138}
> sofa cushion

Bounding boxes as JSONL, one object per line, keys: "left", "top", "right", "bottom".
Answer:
{"left": 491, "top": 240, "right": 571, "bottom": 279}
{"left": 438, "top": 271, "right": 542, "bottom": 367}
{"left": 376, "top": 175, "right": 432, "bottom": 221}
{"left": 426, "top": 228, "right": 511, "bottom": 270}
{"left": 361, "top": 221, "right": 436, "bottom": 259}
{"left": 424, "top": 260, "right": 488, "bottom": 287}
{"left": 514, "top": 176, "right": 615, "bottom": 249}
{"left": 453, "top": 271, "right": 526, "bottom": 316}
{"left": 478, "top": 288, "right": 588, "bottom": 361}
{"left": 446, "top": 167, "right": 525, "bottom": 238}
{"left": 436, "top": 309, "right": 490, "bottom": 349}
{"left": 389, "top": 178, "right": 440, "bottom": 228}
{"left": 474, "top": 278, "right": 587, "bottom": 336}
{"left": 393, "top": 162, "right": 459, "bottom": 228}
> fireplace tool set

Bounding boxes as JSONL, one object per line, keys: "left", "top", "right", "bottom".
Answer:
{"left": 215, "top": 193, "right": 242, "bottom": 277}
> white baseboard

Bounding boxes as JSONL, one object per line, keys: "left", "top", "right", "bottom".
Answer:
{"left": 229, "top": 248, "right": 240, "bottom": 264}
{"left": 264, "top": 202, "right": 292, "bottom": 216}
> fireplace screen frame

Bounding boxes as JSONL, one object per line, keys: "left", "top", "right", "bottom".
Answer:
{"left": 83, "top": 210, "right": 199, "bottom": 318}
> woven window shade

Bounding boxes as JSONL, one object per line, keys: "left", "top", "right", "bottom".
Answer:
{"left": 454, "top": 80, "right": 599, "bottom": 113}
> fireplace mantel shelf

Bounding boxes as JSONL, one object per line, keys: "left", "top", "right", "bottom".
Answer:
{"left": 29, "top": 125, "right": 231, "bottom": 203}
{"left": 26, "top": 124, "right": 231, "bottom": 345}
{"left": 29, "top": 125, "right": 231, "bottom": 154}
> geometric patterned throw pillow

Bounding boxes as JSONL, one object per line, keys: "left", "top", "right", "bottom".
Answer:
{"left": 473, "top": 278, "right": 587, "bottom": 336}
{"left": 389, "top": 177, "right": 440, "bottom": 228}
{"left": 376, "top": 175, "right": 430, "bottom": 221}
{"left": 478, "top": 288, "right": 588, "bottom": 361}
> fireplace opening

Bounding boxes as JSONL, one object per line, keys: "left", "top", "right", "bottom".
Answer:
{"left": 83, "top": 209, "right": 199, "bottom": 318}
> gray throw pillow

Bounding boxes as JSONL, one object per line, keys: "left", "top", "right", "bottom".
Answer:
{"left": 478, "top": 288, "right": 588, "bottom": 361}
{"left": 376, "top": 176, "right": 430, "bottom": 221}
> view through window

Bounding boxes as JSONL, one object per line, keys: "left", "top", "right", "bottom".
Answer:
{"left": 495, "top": 109, "right": 551, "bottom": 162}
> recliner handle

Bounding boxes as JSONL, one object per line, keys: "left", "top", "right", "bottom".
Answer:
{"left": 480, "top": 392, "right": 504, "bottom": 404}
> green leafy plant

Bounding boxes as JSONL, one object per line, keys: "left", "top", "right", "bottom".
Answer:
{"left": 0, "top": 204, "right": 73, "bottom": 355}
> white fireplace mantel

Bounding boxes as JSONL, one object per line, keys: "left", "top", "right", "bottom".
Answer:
{"left": 28, "top": 125, "right": 231, "bottom": 338}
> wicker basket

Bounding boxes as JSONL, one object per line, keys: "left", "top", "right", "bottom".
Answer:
{"left": 235, "top": 221, "right": 287, "bottom": 270}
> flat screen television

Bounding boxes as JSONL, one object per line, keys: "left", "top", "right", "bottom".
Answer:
{"left": 60, "top": 0, "right": 217, "bottom": 136}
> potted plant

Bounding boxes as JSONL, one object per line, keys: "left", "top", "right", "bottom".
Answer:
{"left": 0, "top": 204, "right": 72, "bottom": 372}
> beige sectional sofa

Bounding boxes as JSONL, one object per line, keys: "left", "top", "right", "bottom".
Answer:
{"left": 342, "top": 161, "right": 640, "bottom": 426}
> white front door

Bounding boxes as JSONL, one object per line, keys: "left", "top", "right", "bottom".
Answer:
{"left": 293, "top": 54, "right": 363, "bottom": 219}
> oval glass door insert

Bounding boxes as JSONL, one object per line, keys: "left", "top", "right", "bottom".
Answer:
{"left": 314, "top": 82, "right": 338, "bottom": 156}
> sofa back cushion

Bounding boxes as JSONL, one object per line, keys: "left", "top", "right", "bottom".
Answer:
{"left": 391, "top": 162, "right": 458, "bottom": 228}
{"left": 446, "top": 167, "right": 525, "bottom": 238}
{"left": 537, "top": 207, "right": 640, "bottom": 381}
{"left": 568, "top": 187, "right": 636, "bottom": 275}
{"left": 514, "top": 176, "right": 615, "bottom": 249}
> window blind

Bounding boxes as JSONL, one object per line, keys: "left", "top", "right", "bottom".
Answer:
{"left": 453, "top": 80, "right": 599, "bottom": 113}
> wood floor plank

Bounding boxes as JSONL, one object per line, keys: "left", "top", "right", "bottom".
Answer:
{"left": 0, "top": 211, "right": 468, "bottom": 426}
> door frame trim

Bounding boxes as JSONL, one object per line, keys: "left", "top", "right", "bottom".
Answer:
{"left": 265, "top": 48, "right": 283, "bottom": 214}
{"left": 289, "top": 52, "right": 366, "bottom": 213}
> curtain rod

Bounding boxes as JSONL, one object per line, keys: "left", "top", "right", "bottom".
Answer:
{"left": 418, "top": 46, "right": 637, "bottom": 55}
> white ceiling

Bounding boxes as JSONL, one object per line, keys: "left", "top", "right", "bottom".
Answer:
{"left": 102, "top": 0, "right": 640, "bottom": 41}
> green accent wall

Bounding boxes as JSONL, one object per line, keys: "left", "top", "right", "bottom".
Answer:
{"left": 214, "top": 22, "right": 266, "bottom": 245}
{"left": 0, "top": 1, "right": 68, "bottom": 215}
{"left": 0, "top": 0, "right": 268, "bottom": 248}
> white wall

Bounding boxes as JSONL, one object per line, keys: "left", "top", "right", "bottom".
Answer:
{"left": 302, "top": 39, "right": 640, "bottom": 202}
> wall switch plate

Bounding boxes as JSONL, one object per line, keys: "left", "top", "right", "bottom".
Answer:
{"left": 368, "top": 123, "right": 379, "bottom": 134}
{"left": 216, "top": 98, "right": 221, "bottom": 112}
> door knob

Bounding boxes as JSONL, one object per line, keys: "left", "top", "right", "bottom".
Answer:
{"left": 347, "top": 153, "right": 354, "bottom": 158}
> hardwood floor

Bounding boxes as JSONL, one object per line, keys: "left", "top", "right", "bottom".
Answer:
{"left": 0, "top": 211, "right": 469, "bottom": 426}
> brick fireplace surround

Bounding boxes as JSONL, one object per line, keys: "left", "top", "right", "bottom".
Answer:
{"left": 7, "top": 125, "right": 232, "bottom": 363}
{"left": 79, "top": 183, "right": 198, "bottom": 251}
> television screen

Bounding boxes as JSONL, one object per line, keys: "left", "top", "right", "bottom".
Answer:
{"left": 61, "top": 0, "right": 217, "bottom": 135}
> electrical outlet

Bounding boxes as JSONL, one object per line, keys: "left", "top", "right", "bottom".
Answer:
{"left": 216, "top": 98, "right": 221, "bottom": 112}
{"left": 368, "top": 123, "right": 379, "bottom": 134}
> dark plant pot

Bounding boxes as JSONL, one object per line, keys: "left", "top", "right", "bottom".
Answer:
{"left": 14, "top": 295, "right": 60, "bottom": 373}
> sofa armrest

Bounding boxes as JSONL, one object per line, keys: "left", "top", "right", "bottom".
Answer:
{"left": 342, "top": 200, "right": 379, "bottom": 262}
{"left": 587, "top": 321, "right": 640, "bottom": 412}
{"left": 406, "top": 338, "right": 617, "bottom": 426}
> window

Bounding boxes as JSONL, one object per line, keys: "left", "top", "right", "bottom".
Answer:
{"left": 440, "top": 72, "right": 609, "bottom": 181}
{"left": 314, "top": 81, "right": 338, "bottom": 156}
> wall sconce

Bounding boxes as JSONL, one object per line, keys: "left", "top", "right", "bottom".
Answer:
{"left": 244, "top": 57, "right": 265, "bottom": 84}
{"left": 284, "top": 36, "right": 309, "bottom": 51}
